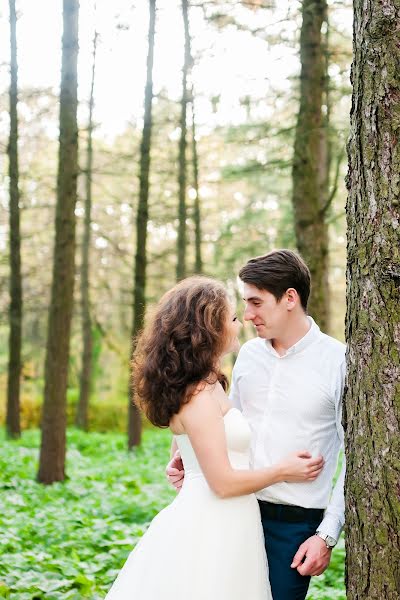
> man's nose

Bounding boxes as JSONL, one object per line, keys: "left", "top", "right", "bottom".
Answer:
{"left": 243, "top": 306, "right": 255, "bottom": 321}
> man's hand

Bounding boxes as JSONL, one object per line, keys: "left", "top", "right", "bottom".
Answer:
{"left": 291, "top": 534, "right": 332, "bottom": 576}
{"left": 166, "top": 450, "right": 185, "bottom": 491}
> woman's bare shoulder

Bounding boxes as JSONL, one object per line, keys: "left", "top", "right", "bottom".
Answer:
{"left": 169, "top": 381, "right": 218, "bottom": 434}
{"left": 181, "top": 380, "right": 230, "bottom": 423}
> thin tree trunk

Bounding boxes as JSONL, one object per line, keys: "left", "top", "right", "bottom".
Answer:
{"left": 291, "top": 0, "right": 330, "bottom": 332}
{"left": 6, "top": 0, "right": 22, "bottom": 439}
{"left": 344, "top": 0, "right": 400, "bottom": 597}
{"left": 128, "top": 0, "right": 156, "bottom": 450}
{"left": 76, "top": 30, "right": 98, "bottom": 431}
{"left": 176, "top": 0, "right": 192, "bottom": 281}
{"left": 191, "top": 93, "right": 202, "bottom": 274}
{"left": 37, "top": 0, "right": 79, "bottom": 484}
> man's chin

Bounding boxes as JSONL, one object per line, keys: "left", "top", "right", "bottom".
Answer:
{"left": 255, "top": 326, "right": 268, "bottom": 339}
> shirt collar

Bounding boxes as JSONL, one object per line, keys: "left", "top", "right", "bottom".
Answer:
{"left": 264, "top": 316, "right": 321, "bottom": 357}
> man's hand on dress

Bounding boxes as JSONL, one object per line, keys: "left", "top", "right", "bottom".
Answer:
{"left": 290, "top": 534, "right": 332, "bottom": 576}
{"left": 166, "top": 450, "right": 185, "bottom": 491}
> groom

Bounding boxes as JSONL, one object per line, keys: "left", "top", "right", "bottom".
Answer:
{"left": 167, "top": 249, "right": 345, "bottom": 600}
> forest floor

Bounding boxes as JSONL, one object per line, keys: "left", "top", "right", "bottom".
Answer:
{"left": 0, "top": 428, "right": 345, "bottom": 599}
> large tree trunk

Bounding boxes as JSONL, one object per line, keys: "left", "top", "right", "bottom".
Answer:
{"left": 291, "top": 0, "right": 330, "bottom": 332}
{"left": 128, "top": 0, "right": 156, "bottom": 450}
{"left": 37, "top": 0, "right": 79, "bottom": 484}
{"left": 76, "top": 30, "right": 98, "bottom": 431}
{"left": 191, "top": 93, "right": 203, "bottom": 274}
{"left": 344, "top": 1, "right": 400, "bottom": 597}
{"left": 176, "top": 0, "right": 192, "bottom": 281}
{"left": 6, "top": 0, "right": 22, "bottom": 439}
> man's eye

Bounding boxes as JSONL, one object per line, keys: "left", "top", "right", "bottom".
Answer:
{"left": 233, "top": 316, "right": 237, "bottom": 322}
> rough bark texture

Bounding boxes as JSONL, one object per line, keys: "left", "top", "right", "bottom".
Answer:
{"left": 292, "top": 0, "right": 330, "bottom": 332}
{"left": 37, "top": 0, "right": 79, "bottom": 484}
{"left": 6, "top": 0, "right": 22, "bottom": 439}
{"left": 128, "top": 0, "right": 156, "bottom": 449}
{"left": 176, "top": 0, "right": 191, "bottom": 281}
{"left": 344, "top": 1, "right": 400, "bottom": 597}
{"left": 191, "top": 94, "right": 203, "bottom": 274}
{"left": 76, "top": 31, "right": 98, "bottom": 430}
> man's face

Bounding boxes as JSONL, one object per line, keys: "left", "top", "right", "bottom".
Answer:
{"left": 242, "top": 283, "right": 288, "bottom": 339}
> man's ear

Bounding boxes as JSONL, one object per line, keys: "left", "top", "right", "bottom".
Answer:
{"left": 286, "top": 288, "right": 298, "bottom": 311}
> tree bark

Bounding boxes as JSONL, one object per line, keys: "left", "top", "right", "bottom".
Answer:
{"left": 176, "top": 0, "right": 192, "bottom": 281}
{"left": 37, "top": 0, "right": 79, "bottom": 484}
{"left": 291, "top": 0, "right": 330, "bottom": 332}
{"left": 6, "top": 0, "right": 22, "bottom": 439}
{"left": 191, "top": 93, "right": 203, "bottom": 274}
{"left": 128, "top": 0, "right": 156, "bottom": 449}
{"left": 76, "top": 30, "right": 98, "bottom": 431}
{"left": 344, "top": 0, "right": 400, "bottom": 597}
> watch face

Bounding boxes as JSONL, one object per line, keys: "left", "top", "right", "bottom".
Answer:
{"left": 326, "top": 536, "right": 336, "bottom": 548}
{"left": 316, "top": 532, "right": 336, "bottom": 548}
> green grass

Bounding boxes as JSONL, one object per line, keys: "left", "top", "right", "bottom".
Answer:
{"left": 0, "top": 428, "right": 345, "bottom": 599}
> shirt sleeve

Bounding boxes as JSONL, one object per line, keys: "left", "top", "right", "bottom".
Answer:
{"left": 317, "top": 357, "right": 346, "bottom": 542}
{"left": 228, "top": 361, "right": 242, "bottom": 411}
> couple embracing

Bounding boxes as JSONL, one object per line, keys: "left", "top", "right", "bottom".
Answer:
{"left": 105, "top": 249, "right": 345, "bottom": 600}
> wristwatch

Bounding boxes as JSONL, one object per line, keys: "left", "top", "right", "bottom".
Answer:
{"left": 315, "top": 531, "right": 337, "bottom": 549}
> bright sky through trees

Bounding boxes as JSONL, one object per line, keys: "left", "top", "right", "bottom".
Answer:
{"left": 0, "top": 0, "right": 351, "bottom": 138}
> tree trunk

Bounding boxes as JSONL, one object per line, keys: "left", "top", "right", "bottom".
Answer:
{"left": 37, "top": 0, "right": 79, "bottom": 484}
{"left": 291, "top": 0, "right": 330, "bottom": 332}
{"left": 128, "top": 0, "right": 156, "bottom": 450}
{"left": 344, "top": 0, "right": 400, "bottom": 597}
{"left": 76, "top": 30, "right": 98, "bottom": 431}
{"left": 191, "top": 93, "right": 203, "bottom": 274}
{"left": 176, "top": 0, "right": 192, "bottom": 281}
{"left": 6, "top": 0, "right": 22, "bottom": 439}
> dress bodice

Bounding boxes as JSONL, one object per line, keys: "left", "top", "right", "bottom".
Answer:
{"left": 175, "top": 408, "right": 251, "bottom": 480}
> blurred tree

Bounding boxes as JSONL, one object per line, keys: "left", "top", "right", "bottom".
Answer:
{"left": 6, "top": 0, "right": 22, "bottom": 439}
{"left": 128, "top": 0, "right": 157, "bottom": 449}
{"left": 191, "top": 93, "right": 203, "bottom": 274}
{"left": 37, "top": 0, "right": 79, "bottom": 483}
{"left": 344, "top": 0, "right": 400, "bottom": 597}
{"left": 176, "top": 0, "right": 193, "bottom": 280}
{"left": 291, "top": 0, "right": 331, "bottom": 331}
{"left": 76, "top": 28, "right": 98, "bottom": 430}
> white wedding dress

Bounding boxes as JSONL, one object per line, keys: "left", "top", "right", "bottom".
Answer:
{"left": 105, "top": 407, "right": 272, "bottom": 599}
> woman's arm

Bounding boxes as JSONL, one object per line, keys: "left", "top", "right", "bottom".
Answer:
{"left": 180, "top": 387, "right": 324, "bottom": 499}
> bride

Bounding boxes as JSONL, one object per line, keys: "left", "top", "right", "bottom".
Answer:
{"left": 105, "top": 276, "right": 324, "bottom": 600}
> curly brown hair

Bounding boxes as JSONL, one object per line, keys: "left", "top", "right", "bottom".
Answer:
{"left": 132, "top": 276, "right": 229, "bottom": 428}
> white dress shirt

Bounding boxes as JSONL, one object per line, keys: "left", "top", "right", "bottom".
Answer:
{"left": 229, "top": 317, "right": 345, "bottom": 541}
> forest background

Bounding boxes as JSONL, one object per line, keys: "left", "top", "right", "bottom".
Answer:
{"left": 0, "top": 0, "right": 352, "bottom": 430}
{"left": 1, "top": 0, "right": 353, "bottom": 598}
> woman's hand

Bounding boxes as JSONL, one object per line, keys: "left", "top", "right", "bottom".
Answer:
{"left": 278, "top": 451, "right": 324, "bottom": 482}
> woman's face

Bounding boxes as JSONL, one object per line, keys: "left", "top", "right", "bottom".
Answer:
{"left": 223, "top": 302, "right": 242, "bottom": 354}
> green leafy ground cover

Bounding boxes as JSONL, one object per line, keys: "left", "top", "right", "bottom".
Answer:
{"left": 0, "top": 428, "right": 345, "bottom": 599}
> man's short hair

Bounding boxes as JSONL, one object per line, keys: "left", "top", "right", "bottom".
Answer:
{"left": 239, "top": 249, "right": 311, "bottom": 311}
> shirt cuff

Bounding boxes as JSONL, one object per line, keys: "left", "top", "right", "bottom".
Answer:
{"left": 316, "top": 514, "right": 343, "bottom": 543}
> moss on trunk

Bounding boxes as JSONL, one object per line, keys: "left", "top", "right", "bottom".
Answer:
{"left": 345, "top": 0, "right": 400, "bottom": 596}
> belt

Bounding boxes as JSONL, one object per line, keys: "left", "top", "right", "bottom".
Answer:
{"left": 258, "top": 500, "right": 324, "bottom": 524}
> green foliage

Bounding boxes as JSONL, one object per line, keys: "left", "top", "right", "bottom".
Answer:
{"left": 0, "top": 427, "right": 175, "bottom": 599}
{"left": 0, "top": 427, "right": 345, "bottom": 599}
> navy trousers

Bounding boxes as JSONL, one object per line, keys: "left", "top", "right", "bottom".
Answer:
{"left": 259, "top": 503, "right": 322, "bottom": 600}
